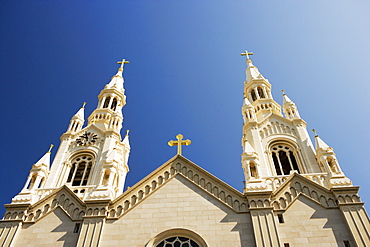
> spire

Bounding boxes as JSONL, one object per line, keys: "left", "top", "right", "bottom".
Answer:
{"left": 122, "top": 130, "right": 130, "bottom": 146}
{"left": 282, "top": 90, "right": 300, "bottom": 119}
{"left": 312, "top": 129, "right": 331, "bottom": 151}
{"left": 282, "top": 91, "right": 293, "bottom": 104}
{"left": 106, "top": 59, "right": 130, "bottom": 90}
{"left": 241, "top": 51, "right": 265, "bottom": 83}
{"left": 67, "top": 103, "right": 85, "bottom": 133}
{"left": 88, "top": 60, "right": 128, "bottom": 132}
{"left": 72, "top": 102, "right": 85, "bottom": 120}
{"left": 242, "top": 97, "right": 256, "bottom": 122}
{"left": 34, "top": 144, "right": 53, "bottom": 168}
{"left": 240, "top": 51, "right": 281, "bottom": 121}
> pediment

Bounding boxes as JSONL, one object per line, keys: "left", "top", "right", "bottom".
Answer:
{"left": 107, "top": 155, "right": 249, "bottom": 219}
{"left": 3, "top": 186, "right": 86, "bottom": 223}
{"left": 270, "top": 173, "right": 338, "bottom": 211}
{"left": 261, "top": 113, "right": 293, "bottom": 126}
{"left": 77, "top": 124, "right": 105, "bottom": 138}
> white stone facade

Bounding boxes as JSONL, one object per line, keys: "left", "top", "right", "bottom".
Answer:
{"left": 1, "top": 58, "right": 369, "bottom": 247}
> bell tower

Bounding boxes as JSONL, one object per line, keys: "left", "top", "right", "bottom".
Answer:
{"left": 12, "top": 60, "right": 131, "bottom": 204}
{"left": 240, "top": 52, "right": 352, "bottom": 192}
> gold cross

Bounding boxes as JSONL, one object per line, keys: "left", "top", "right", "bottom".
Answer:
{"left": 241, "top": 50, "right": 254, "bottom": 60}
{"left": 168, "top": 134, "right": 191, "bottom": 155}
{"left": 117, "top": 59, "right": 130, "bottom": 70}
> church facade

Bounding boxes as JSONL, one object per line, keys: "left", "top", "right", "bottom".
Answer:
{"left": 0, "top": 55, "right": 369, "bottom": 247}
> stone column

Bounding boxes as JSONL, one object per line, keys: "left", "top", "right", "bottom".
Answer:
{"left": 246, "top": 191, "right": 281, "bottom": 247}
{"left": 0, "top": 220, "right": 22, "bottom": 247}
{"left": 332, "top": 187, "right": 370, "bottom": 247}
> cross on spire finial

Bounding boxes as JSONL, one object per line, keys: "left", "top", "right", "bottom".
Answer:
{"left": 117, "top": 59, "right": 130, "bottom": 71}
{"left": 168, "top": 134, "right": 191, "bottom": 156}
{"left": 312, "top": 129, "right": 318, "bottom": 137}
{"left": 241, "top": 50, "right": 254, "bottom": 61}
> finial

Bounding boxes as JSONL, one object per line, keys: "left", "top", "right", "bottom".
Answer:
{"left": 312, "top": 129, "right": 318, "bottom": 137}
{"left": 126, "top": 130, "right": 130, "bottom": 136}
{"left": 281, "top": 90, "right": 286, "bottom": 96}
{"left": 168, "top": 134, "right": 192, "bottom": 155}
{"left": 117, "top": 59, "right": 130, "bottom": 71}
{"left": 241, "top": 50, "right": 254, "bottom": 61}
{"left": 82, "top": 102, "right": 86, "bottom": 108}
{"left": 47, "top": 144, "right": 54, "bottom": 153}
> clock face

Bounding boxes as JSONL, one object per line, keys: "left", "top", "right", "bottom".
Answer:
{"left": 76, "top": 132, "right": 98, "bottom": 146}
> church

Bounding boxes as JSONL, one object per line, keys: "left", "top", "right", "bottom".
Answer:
{"left": 0, "top": 53, "right": 369, "bottom": 247}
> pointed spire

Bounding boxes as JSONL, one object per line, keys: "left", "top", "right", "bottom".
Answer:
{"left": 72, "top": 102, "right": 85, "bottom": 120}
{"left": 312, "top": 129, "right": 331, "bottom": 150}
{"left": 282, "top": 90, "right": 293, "bottom": 104}
{"left": 107, "top": 59, "right": 129, "bottom": 90}
{"left": 241, "top": 50, "right": 263, "bottom": 82}
{"left": 122, "top": 130, "right": 130, "bottom": 146}
{"left": 34, "top": 144, "right": 53, "bottom": 168}
{"left": 240, "top": 51, "right": 265, "bottom": 83}
{"left": 282, "top": 90, "right": 300, "bottom": 119}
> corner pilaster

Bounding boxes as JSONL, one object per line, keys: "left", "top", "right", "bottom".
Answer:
{"left": 246, "top": 191, "right": 281, "bottom": 247}
{"left": 332, "top": 187, "right": 370, "bottom": 247}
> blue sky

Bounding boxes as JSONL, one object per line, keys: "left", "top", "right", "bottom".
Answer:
{"left": 1, "top": 1, "right": 370, "bottom": 216}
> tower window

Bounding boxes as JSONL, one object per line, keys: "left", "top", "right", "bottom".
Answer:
{"left": 103, "top": 96, "right": 111, "bottom": 108}
{"left": 271, "top": 144, "right": 300, "bottom": 175}
{"left": 67, "top": 155, "right": 94, "bottom": 186}
{"left": 111, "top": 98, "right": 118, "bottom": 111}
{"left": 251, "top": 89, "right": 257, "bottom": 102}
{"left": 249, "top": 162, "right": 258, "bottom": 178}
{"left": 257, "top": 86, "right": 265, "bottom": 98}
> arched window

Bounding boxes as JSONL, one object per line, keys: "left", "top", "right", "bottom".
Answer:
{"left": 103, "top": 96, "right": 111, "bottom": 108}
{"left": 327, "top": 157, "right": 339, "bottom": 173}
{"left": 67, "top": 154, "right": 94, "bottom": 186}
{"left": 271, "top": 144, "right": 300, "bottom": 175}
{"left": 251, "top": 89, "right": 257, "bottom": 102}
{"left": 27, "top": 174, "right": 37, "bottom": 189}
{"left": 156, "top": 237, "right": 200, "bottom": 247}
{"left": 147, "top": 229, "right": 207, "bottom": 247}
{"left": 111, "top": 97, "right": 118, "bottom": 111}
{"left": 257, "top": 86, "right": 265, "bottom": 98}
{"left": 250, "top": 162, "right": 258, "bottom": 178}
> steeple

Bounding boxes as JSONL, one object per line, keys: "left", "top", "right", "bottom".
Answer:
{"left": 241, "top": 97, "right": 256, "bottom": 123}
{"left": 66, "top": 102, "right": 85, "bottom": 133}
{"left": 312, "top": 129, "right": 352, "bottom": 187}
{"left": 241, "top": 51, "right": 282, "bottom": 122}
{"left": 87, "top": 60, "right": 129, "bottom": 133}
{"left": 240, "top": 52, "right": 333, "bottom": 192}
{"left": 12, "top": 145, "right": 54, "bottom": 203}
{"left": 282, "top": 90, "right": 301, "bottom": 119}
{"left": 12, "top": 60, "right": 132, "bottom": 204}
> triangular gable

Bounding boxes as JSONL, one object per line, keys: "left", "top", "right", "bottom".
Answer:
{"left": 4, "top": 186, "right": 86, "bottom": 224}
{"left": 15, "top": 207, "right": 79, "bottom": 246}
{"left": 259, "top": 112, "right": 293, "bottom": 127}
{"left": 107, "top": 155, "right": 249, "bottom": 219}
{"left": 76, "top": 124, "right": 105, "bottom": 138}
{"left": 270, "top": 173, "right": 338, "bottom": 211}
